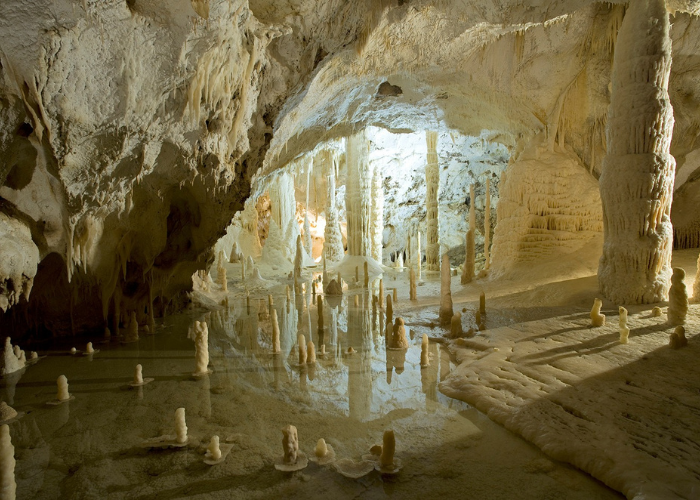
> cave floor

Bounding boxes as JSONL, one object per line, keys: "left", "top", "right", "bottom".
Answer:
{"left": 10, "top": 249, "right": 698, "bottom": 499}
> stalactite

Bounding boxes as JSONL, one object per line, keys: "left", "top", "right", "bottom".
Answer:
{"left": 303, "top": 158, "right": 313, "bottom": 257}
{"left": 346, "top": 131, "right": 372, "bottom": 257}
{"left": 598, "top": 0, "right": 675, "bottom": 304}
{"left": 425, "top": 131, "right": 440, "bottom": 271}
{"left": 370, "top": 164, "right": 384, "bottom": 263}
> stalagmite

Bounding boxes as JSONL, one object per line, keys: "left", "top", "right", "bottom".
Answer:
{"left": 420, "top": 334, "right": 430, "bottom": 367}
{"left": 86, "top": 342, "right": 94, "bottom": 354}
{"left": 450, "top": 313, "right": 462, "bottom": 337}
{"left": 298, "top": 334, "right": 307, "bottom": 364}
{"left": 303, "top": 160, "right": 313, "bottom": 257}
{"left": 133, "top": 364, "right": 143, "bottom": 385}
{"left": 312, "top": 438, "right": 335, "bottom": 465}
{"left": 57, "top": 375, "right": 70, "bottom": 401}
{"left": 1, "top": 339, "right": 25, "bottom": 376}
{"left": 229, "top": 242, "right": 240, "bottom": 263}
{"left": 346, "top": 131, "right": 372, "bottom": 257}
{"left": 590, "top": 298, "right": 605, "bottom": 327}
{"left": 425, "top": 131, "right": 440, "bottom": 271}
{"left": 619, "top": 307, "right": 630, "bottom": 344}
{"left": 0, "top": 425, "right": 16, "bottom": 500}
{"left": 390, "top": 318, "right": 409, "bottom": 349}
{"left": 364, "top": 262, "right": 369, "bottom": 288}
{"left": 371, "top": 165, "right": 384, "bottom": 263}
{"left": 439, "top": 254, "right": 453, "bottom": 326}
{"left": 393, "top": 288, "right": 397, "bottom": 303}
{"left": 307, "top": 341, "right": 316, "bottom": 364}
{"left": 175, "top": 408, "right": 187, "bottom": 444}
{"left": 126, "top": 311, "right": 139, "bottom": 342}
{"left": 378, "top": 429, "right": 399, "bottom": 472}
{"left": 598, "top": 0, "right": 676, "bottom": 304}
{"left": 355, "top": 266, "right": 359, "bottom": 284}
{"left": 484, "top": 177, "right": 491, "bottom": 270}
{"left": 479, "top": 291, "right": 486, "bottom": 315}
{"left": 379, "top": 280, "right": 384, "bottom": 308}
{"left": 193, "top": 321, "right": 210, "bottom": 375}
{"left": 462, "top": 184, "right": 476, "bottom": 284}
{"left": 207, "top": 436, "right": 222, "bottom": 461}
{"left": 652, "top": 306, "right": 663, "bottom": 317}
{"left": 271, "top": 309, "right": 281, "bottom": 353}
{"left": 282, "top": 425, "right": 299, "bottom": 464}
{"left": 670, "top": 326, "right": 688, "bottom": 349}
{"left": 667, "top": 268, "right": 688, "bottom": 326}
{"left": 219, "top": 267, "right": 227, "bottom": 292}
{"left": 323, "top": 154, "right": 345, "bottom": 262}
{"left": 410, "top": 268, "right": 417, "bottom": 301}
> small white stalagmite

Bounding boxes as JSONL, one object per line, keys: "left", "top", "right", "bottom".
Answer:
{"left": 439, "top": 254, "right": 453, "bottom": 326}
{"left": 208, "top": 436, "right": 222, "bottom": 461}
{"left": 590, "top": 298, "right": 605, "bottom": 327}
{"left": 57, "top": 375, "right": 70, "bottom": 401}
{"left": 668, "top": 268, "right": 688, "bottom": 326}
{"left": 619, "top": 307, "right": 629, "bottom": 344}
{"left": 175, "top": 408, "right": 187, "bottom": 444}
{"left": 134, "top": 364, "right": 143, "bottom": 385}
{"left": 307, "top": 341, "right": 316, "bottom": 364}
{"left": 126, "top": 311, "right": 139, "bottom": 342}
{"left": 193, "top": 321, "right": 210, "bottom": 375}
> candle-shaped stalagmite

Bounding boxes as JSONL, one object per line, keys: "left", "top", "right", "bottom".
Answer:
{"left": 668, "top": 268, "right": 688, "bottom": 326}
{"left": 175, "top": 408, "right": 187, "bottom": 444}
{"left": 315, "top": 438, "right": 328, "bottom": 458}
{"left": 208, "top": 435, "right": 222, "bottom": 461}
{"left": 410, "top": 268, "right": 417, "bottom": 301}
{"left": 390, "top": 318, "right": 409, "bottom": 349}
{"left": 86, "top": 342, "right": 94, "bottom": 354}
{"left": 0, "top": 425, "right": 16, "bottom": 500}
{"left": 194, "top": 321, "right": 210, "bottom": 374}
{"left": 439, "top": 254, "right": 453, "bottom": 326}
{"left": 57, "top": 375, "right": 70, "bottom": 401}
{"left": 421, "top": 334, "right": 430, "bottom": 367}
{"left": 320, "top": 344, "right": 326, "bottom": 355}
{"left": 271, "top": 309, "right": 281, "bottom": 353}
{"left": 480, "top": 291, "right": 486, "bottom": 315}
{"left": 619, "top": 307, "right": 630, "bottom": 344}
{"left": 134, "top": 364, "right": 144, "bottom": 385}
{"left": 307, "top": 341, "right": 316, "bottom": 364}
{"left": 590, "top": 298, "right": 605, "bottom": 327}
{"left": 220, "top": 267, "right": 228, "bottom": 292}
{"left": 298, "top": 334, "right": 307, "bottom": 364}
{"left": 282, "top": 425, "right": 299, "bottom": 464}
{"left": 379, "top": 429, "right": 396, "bottom": 469}
{"left": 379, "top": 280, "right": 384, "bottom": 309}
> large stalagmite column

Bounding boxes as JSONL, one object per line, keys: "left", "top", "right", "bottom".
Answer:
{"left": 484, "top": 177, "right": 491, "bottom": 271}
{"left": 462, "top": 184, "right": 476, "bottom": 284}
{"left": 425, "top": 131, "right": 440, "bottom": 271}
{"left": 370, "top": 164, "right": 384, "bottom": 263}
{"left": 598, "top": 0, "right": 676, "bottom": 304}
{"left": 346, "top": 131, "right": 372, "bottom": 257}
{"left": 323, "top": 152, "right": 345, "bottom": 262}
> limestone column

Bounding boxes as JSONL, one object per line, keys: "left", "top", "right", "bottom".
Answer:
{"left": 268, "top": 172, "right": 299, "bottom": 258}
{"left": 323, "top": 152, "right": 345, "bottom": 262}
{"left": 461, "top": 184, "right": 475, "bottom": 284}
{"left": 598, "top": 0, "right": 675, "bottom": 304}
{"left": 370, "top": 164, "right": 384, "bottom": 263}
{"left": 346, "top": 131, "right": 372, "bottom": 257}
{"left": 425, "top": 131, "right": 440, "bottom": 271}
{"left": 484, "top": 177, "right": 491, "bottom": 270}
{"left": 303, "top": 158, "right": 313, "bottom": 257}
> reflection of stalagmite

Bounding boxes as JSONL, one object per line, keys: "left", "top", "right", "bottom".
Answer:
{"left": 390, "top": 318, "right": 409, "bottom": 349}
{"left": 409, "top": 268, "right": 417, "bottom": 301}
{"left": 425, "top": 131, "right": 440, "bottom": 271}
{"left": 439, "top": 254, "right": 453, "bottom": 326}
{"left": 0, "top": 425, "right": 16, "bottom": 500}
{"left": 271, "top": 309, "right": 281, "bottom": 353}
{"left": 598, "top": 0, "right": 676, "bottom": 304}
{"left": 298, "top": 334, "right": 307, "bottom": 364}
